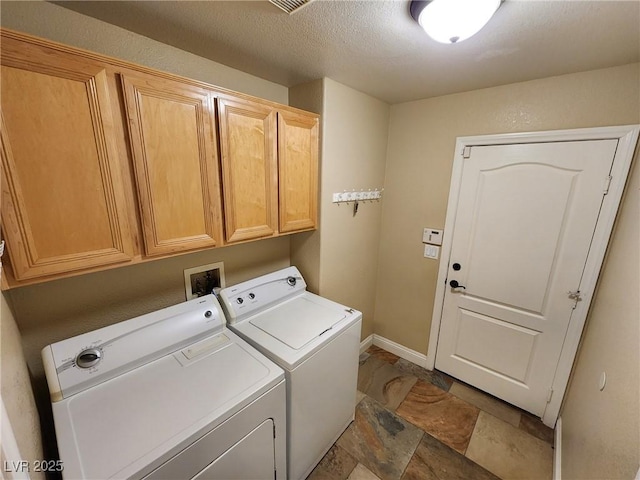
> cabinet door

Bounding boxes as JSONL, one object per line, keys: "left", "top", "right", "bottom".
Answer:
{"left": 277, "top": 110, "right": 318, "bottom": 233}
{"left": 0, "top": 38, "right": 134, "bottom": 280}
{"left": 121, "top": 74, "right": 223, "bottom": 256}
{"left": 217, "top": 97, "right": 277, "bottom": 243}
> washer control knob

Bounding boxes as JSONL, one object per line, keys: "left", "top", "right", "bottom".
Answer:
{"left": 236, "top": 297, "right": 244, "bottom": 304}
{"left": 204, "top": 310, "right": 213, "bottom": 318}
{"left": 248, "top": 293, "right": 255, "bottom": 300}
{"left": 287, "top": 276, "right": 297, "bottom": 286}
{"left": 76, "top": 348, "right": 102, "bottom": 369}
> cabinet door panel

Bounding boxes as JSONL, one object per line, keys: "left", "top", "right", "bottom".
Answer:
{"left": 1, "top": 50, "right": 134, "bottom": 280}
{"left": 217, "top": 98, "right": 277, "bottom": 243}
{"left": 278, "top": 111, "right": 318, "bottom": 233}
{"left": 121, "top": 74, "right": 223, "bottom": 256}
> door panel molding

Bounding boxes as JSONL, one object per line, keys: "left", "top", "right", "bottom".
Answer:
{"left": 453, "top": 309, "right": 540, "bottom": 383}
{"left": 427, "top": 125, "right": 639, "bottom": 427}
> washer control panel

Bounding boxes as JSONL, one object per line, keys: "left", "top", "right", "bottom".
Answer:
{"left": 219, "top": 267, "right": 306, "bottom": 325}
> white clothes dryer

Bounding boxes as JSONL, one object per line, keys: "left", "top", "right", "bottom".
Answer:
{"left": 41, "top": 295, "right": 286, "bottom": 480}
{"left": 219, "top": 267, "right": 362, "bottom": 480}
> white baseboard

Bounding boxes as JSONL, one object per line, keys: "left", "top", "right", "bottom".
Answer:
{"left": 360, "top": 334, "right": 428, "bottom": 369}
{"left": 554, "top": 416, "right": 562, "bottom": 480}
{"left": 360, "top": 334, "right": 373, "bottom": 354}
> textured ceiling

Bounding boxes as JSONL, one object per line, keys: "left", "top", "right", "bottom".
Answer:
{"left": 53, "top": 0, "right": 640, "bottom": 104}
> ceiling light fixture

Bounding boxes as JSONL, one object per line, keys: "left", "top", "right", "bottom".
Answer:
{"left": 410, "top": 0, "right": 501, "bottom": 44}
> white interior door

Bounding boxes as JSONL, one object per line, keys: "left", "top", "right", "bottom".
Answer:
{"left": 435, "top": 140, "right": 618, "bottom": 418}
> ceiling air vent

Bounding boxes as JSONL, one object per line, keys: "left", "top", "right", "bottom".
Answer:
{"left": 268, "top": 0, "right": 315, "bottom": 14}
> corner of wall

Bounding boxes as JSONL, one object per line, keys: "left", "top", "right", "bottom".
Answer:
{"left": 312, "top": 77, "right": 390, "bottom": 340}
{"left": 289, "top": 79, "right": 324, "bottom": 294}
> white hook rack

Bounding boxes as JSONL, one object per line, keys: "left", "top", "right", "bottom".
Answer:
{"left": 332, "top": 188, "right": 383, "bottom": 204}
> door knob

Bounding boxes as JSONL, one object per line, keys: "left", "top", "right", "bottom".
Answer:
{"left": 449, "top": 280, "right": 466, "bottom": 289}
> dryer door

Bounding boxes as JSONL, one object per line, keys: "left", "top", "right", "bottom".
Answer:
{"left": 193, "top": 419, "right": 275, "bottom": 479}
{"left": 142, "top": 380, "right": 286, "bottom": 480}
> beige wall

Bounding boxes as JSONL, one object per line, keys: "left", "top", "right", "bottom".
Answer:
{"left": 560, "top": 155, "right": 639, "bottom": 479}
{"left": 375, "top": 63, "right": 640, "bottom": 353}
{"left": 314, "top": 79, "right": 389, "bottom": 340}
{"left": 0, "top": 1, "right": 288, "bottom": 104}
{"left": 1, "top": 294, "right": 45, "bottom": 480}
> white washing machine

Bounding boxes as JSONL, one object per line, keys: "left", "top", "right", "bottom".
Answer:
{"left": 41, "top": 295, "right": 286, "bottom": 480}
{"left": 219, "top": 267, "right": 362, "bottom": 480}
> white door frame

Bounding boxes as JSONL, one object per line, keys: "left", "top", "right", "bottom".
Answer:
{"left": 426, "top": 125, "right": 639, "bottom": 426}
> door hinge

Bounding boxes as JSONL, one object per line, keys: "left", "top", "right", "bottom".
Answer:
{"left": 547, "top": 387, "right": 554, "bottom": 403}
{"left": 462, "top": 146, "right": 472, "bottom": 159}
{"left": 603, "top": 175, "right": 612, "bottom": 195}
{"left": 568, "top": 290, "right": 582, "bottom": 309}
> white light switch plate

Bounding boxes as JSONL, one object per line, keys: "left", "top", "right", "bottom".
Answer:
{"left": 424, "top": 244, "right": 440, "bottom": 259}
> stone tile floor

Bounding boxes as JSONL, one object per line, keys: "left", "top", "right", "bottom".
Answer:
{"left": 308, "top": 346, "right": 554, "bottom": 480}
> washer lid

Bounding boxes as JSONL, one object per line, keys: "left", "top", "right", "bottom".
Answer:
{"left": 250, "top": 297, "right": 346, "bottom": 349}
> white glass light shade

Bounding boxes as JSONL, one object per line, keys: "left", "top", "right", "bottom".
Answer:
{"left": 417, "top": 0, "right": 501, "bottom": 44}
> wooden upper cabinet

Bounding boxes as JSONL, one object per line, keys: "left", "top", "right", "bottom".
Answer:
{"left": 120, "top": 74, "right": 224, "bottom": 256}
{"left": 0, "top": 36, "right": 134, "bottom": 280}
{"left": 0, "top": 31, "right": 320, "bottom": 286}
{"left": 277, "top": 109, "right": 319, "bottom": 233}
{"left": 217, "top": 97, "right": 278, "bottom": 243}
